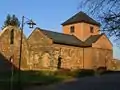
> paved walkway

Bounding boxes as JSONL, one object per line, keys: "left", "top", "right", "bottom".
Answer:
{"left": 24, "top": 74, "right": 120, "bottom": 90}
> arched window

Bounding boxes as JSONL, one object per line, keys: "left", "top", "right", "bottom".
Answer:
{"left": 10, "top": 29, "right": 14, "bottom": 44}
{"left": 57, "top": 56, "right": 62, "bottom": 69}
{"left": 70, "top": 26, "right": 75, "bottom": 33}
{"left": 90, "top": 26, "right": 94, "bottom": 33}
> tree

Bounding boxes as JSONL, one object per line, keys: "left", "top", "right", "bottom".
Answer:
{"left": 79, "top": 0, "right": 120, "bottom": 41}
{"left": 101, "top": 11, "right": 120, "bottom": 40}
{"left": 2, "top": 14, "right": 20, "bottom": 29}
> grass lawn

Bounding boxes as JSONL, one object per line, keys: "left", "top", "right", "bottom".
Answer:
{"left": 0, "top": 69, "right": 98, "bottom": 89}
{"left": 0, "top": 70, "right": 73, "bottom": 90}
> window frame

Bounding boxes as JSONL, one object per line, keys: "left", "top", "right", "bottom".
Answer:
{"left": 70, "top": 26, "right": 75, "bottom": 33}
{"left": 90, "top": 26, "right": 94, "bottom": 33}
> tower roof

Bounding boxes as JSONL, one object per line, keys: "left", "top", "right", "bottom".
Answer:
{"left": 61, "top": 11, "right": 101, "bottom": 26}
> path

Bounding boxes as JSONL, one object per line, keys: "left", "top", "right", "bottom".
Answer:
{"left": 24, "top": 73, "right": 120, "bottom": 90}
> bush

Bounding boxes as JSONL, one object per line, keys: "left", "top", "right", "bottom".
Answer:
{"left": 54, "top": 68, "right": 72, "bottom": 76}
{"left": 76, "top": 69, "right": 94, "bottom": 77}
{"left": 54, "top": 69, "right": 96, "bottom": 78}
{"left": 95, "top": 67, "right": 107, "bottom": 75}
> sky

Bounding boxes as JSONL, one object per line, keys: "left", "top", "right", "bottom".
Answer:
{"left": 0, "top": 0, "right": 120, "bottom": 59}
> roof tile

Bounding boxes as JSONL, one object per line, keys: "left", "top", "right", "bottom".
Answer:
{"left": 35, "top": 28, "right": 103, "bottom": 47}
{"left": 40, "top": 28, "right": 86, "bottom": 47}
{"left": 61, "top": 11, "right": 101, "bottom": 26}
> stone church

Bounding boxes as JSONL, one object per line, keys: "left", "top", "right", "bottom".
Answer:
{"left": 0, "top": 11, "right": 116, "bottom": 71}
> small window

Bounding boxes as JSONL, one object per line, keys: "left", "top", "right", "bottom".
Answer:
{"left": 70, "top": 26, "right": 75, "bottom": 33}
{"left": 57, "top": 56, "right": 62, "bottom": 69}
{"left": 10, "top": 29, "right": 14, "bottom": 44}
{"left": 90, "top": 26, "right": 94, "bottom": 33}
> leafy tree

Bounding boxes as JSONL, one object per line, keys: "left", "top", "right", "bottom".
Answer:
{"left": 79, "top": 0, "right": 120, "bottom": 41}
{"left": 2, "top": 14, "right": 20, "bottom": 29}
{"left": 4, "top": 14, "right": 11, "bottom": 27}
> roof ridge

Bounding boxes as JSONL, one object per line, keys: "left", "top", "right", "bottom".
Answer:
{"left": 61, "top": 11, "right": 101, "bottom": 26}
{"left": 38, "top": 27, "right": 76, "bottom": 37}
{"left": 89, "top": 33, "right": 103, "bottom": 37}
{"left": 84, "top": 34, "right": 104, "bottom": 44}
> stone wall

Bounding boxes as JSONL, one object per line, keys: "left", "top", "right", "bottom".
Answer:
{"left": 112, "top": 59, "right": 120, "bottom": 71}
{"left": 27, "top": 28, "right": 113, "bottom": 71}
{"left": 51, "top": 44, "right": 83, "bottom": 70}
{"left": 0, "top": 26, "right": 29, "bottom": 70}
{"left": 27, "top": 29, "right": 84, "bottom": 70}
{"left": 27, "top": 28, "right": 53, "bottom": 70}
{"left": 27, "top": 44, "right": 84, "bottom": 70}
{"left": 0, "top": 26, "right": 114, "bottom": 71}
{"left": 92, "top": 48, "right": 113, "bottom": 70}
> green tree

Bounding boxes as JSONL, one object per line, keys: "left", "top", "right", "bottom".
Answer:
{"left": 2, "top": 14, "right": 20, "bottom": 29}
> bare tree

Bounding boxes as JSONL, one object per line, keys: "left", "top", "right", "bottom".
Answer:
{"left": 79, "top": 0, "right": 120, "bottom": 15}
{"left": 79, "top": 0, "right": 120, "bottom": 42}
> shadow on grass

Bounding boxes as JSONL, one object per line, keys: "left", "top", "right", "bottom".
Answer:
{"left": 0, "top": 70, "right": 71, "bottom": 90}
{"left": 0, "top": 52, "right": 18, "bottom": 90}
{"left": 20, "top": 70, "right": 68, "bottom": 85}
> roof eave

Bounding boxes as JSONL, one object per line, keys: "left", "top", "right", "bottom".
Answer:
{"left": 53, "top": 42, "right": 92, "bottom": 47}
{"left": 61, "top": 21, "right": 101, "bottom": 27}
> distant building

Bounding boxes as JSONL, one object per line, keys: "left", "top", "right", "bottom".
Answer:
{"left": 0, "top": 11, "right": 116, "bottom": 71}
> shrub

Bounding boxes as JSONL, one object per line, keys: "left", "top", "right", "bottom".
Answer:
{"left": 54, "top": 68, "right": 72, "bottom": 76}
{"left": 54, "top": 69, "right": 95, "bottom": 78}
{"left": 76, "top": 69, "right": 94, "bottom": 77}
{"left": 95, "top": 67, "right": 107, "bottom": 75}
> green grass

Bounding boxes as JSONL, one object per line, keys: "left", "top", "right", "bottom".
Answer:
{"left": 0, "top": 69, "right": 98, "bottom": 89}
{"left": 0, "top": 70, "right": 73, "bottom": 89}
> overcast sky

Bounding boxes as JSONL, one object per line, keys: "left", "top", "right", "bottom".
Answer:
{"left": 0, "top": 0, "right": 120, "bottom": 59}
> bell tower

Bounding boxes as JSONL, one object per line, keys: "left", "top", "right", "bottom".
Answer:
{"left": 61, "top": 11, "right": 101, "bottom": 41}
